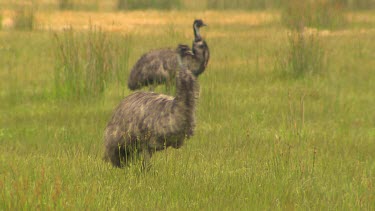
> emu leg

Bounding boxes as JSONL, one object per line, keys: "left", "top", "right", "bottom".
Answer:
{"left": 106, "top": 145, "right": 122, "bottom": 167}
{"left": 105, "top": 142, "right": 129, "bottom": 168}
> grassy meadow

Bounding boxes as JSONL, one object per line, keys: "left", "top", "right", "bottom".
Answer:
{"left": 1, "top": 3, "right": 375, "bottom": 210}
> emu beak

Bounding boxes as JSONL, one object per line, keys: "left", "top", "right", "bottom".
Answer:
{"left": 202, "top": 23, "right": 207, "bottom": 27}
{"left": 187, "top": 50, "right": 194, "bottom": 56}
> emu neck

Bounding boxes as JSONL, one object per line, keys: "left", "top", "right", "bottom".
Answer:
{"left": 193, "top": 24, "right": 202, "bottom": 42}
{"left": 173, "top": 67, "right": 196, "bottom": 122}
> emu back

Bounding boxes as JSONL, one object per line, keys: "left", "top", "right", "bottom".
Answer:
{"left": 127, "top": 49, "right": 178, "bottom": 90}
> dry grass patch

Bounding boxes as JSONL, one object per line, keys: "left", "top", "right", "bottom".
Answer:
{"left": 35, "top": 10, "right": 277, "bottom": 32}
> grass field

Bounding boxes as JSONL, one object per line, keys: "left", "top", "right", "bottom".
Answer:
{"left": 1, "top": 8, "right": 375, "bottom": 210}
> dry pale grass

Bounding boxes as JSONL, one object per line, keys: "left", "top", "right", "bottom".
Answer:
{"left": 2, "top": 9, "right": 375, "bottom": 37}
{"left": 303, "top": 27, "right": 375, "bottom": 37}
{"left": 2, "top": 9, "right": 277, "bottom": 34}
{"left": 348, "top": 11, "right": 375, "bottom": 24}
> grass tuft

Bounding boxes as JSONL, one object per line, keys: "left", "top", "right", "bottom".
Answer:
{"left": 206, "top": 0, "right": 280, "bottom": 10}
{"left": 58, "top": 0, "right": 99, "bottom": 11}
{"left": 58, "top": 0, "right": 74, "bottom": 10}
{"left": 53, "top": 25, "right": 132, "bottom": 99}
{"left": 275, "top": 29, "right": 327, "bottom": 78}
{"left": 348, "top": 0, "right": 375, "bottom": 10}
{"left": 281, "top": 0, "right": 347, "bottom": 30}
{"left": 117, "top": 0, "right": 182, "bottom": 10}
{"left": 13, "top": 7, "right": 35, "bottom": 31}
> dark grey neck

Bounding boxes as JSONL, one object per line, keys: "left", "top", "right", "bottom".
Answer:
{"left": 190, "top": 40, "right": 208, "bottom": 77}
{"left": 193, "top": 24, "right": 202, "bottom": 42}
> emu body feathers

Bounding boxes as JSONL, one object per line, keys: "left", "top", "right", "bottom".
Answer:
{"left": 104, "top": 45, "right": 199, "bottom": 167}
{"left": 127, "top": 19, "right": 209, "bottom": 90}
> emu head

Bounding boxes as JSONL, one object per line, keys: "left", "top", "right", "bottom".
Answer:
{"left": 193, "top": 19, "right": 207, "bottom": 42}
{"left": 193, "top": 19, "right": 207, "bottom": 28}
{"left": 176, "top": 44, "right": 194, "bottom": 68}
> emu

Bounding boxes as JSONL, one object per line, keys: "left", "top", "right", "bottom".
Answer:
{"left": 104, "top": 45, "right": 200, "bottom": 168}
{"left": 127, "top": 19, "right": 210, "bottom": 91}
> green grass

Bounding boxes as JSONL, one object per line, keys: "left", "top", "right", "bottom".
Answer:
{"left": 0, "top": 11, "right": 375, "bottom": 209}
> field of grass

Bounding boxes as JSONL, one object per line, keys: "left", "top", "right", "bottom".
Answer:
{"left": 1, "top": 9, "right": 375, "bottom": 209}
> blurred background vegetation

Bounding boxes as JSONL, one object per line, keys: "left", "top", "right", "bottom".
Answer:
{"left": 0, "top": 0, "right": 374, "bottom": 11}
{"left": 1, "top": 0, "right": 373, "bottom": 32}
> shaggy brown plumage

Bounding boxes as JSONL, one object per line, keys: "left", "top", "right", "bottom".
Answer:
{"left": 104, "top": 45, "right": 200, "bottom": 168}
{"left": 127, "top": 19, "right": 210, "bottom": 90}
